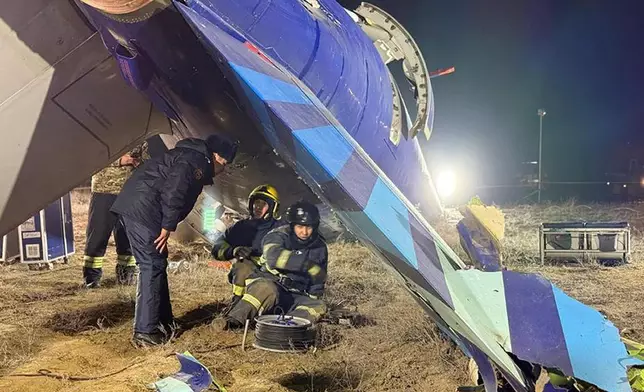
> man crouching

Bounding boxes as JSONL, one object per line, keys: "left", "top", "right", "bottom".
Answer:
{"left": 211, "top": 184, "right": 282, "bottom": 307}
{"left": 224, "top": 200, "right": 328, "bottom": 329}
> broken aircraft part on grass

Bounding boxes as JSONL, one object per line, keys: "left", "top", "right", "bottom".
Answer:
{"left": 0, "top": 1, "right": 640, "bottom": 391}
{"left": 151, "top": 351, "right": 215, "bottom": 392}
{"left": 457, "top": 201, "right": 644, "bottom": 391}
{"left": 458, "top": 201, "right": 505, "bottom": 272}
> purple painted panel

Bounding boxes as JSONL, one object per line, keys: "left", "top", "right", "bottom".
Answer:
{"left": 408, "top": 213, "right": 453, "bottom": 307}
{"left": 457, "top": 221, "right": 502, "bottom": 272}
{"left": 462, "top": 340, "right": 499, "bottom": 392}
{"left": 333, "top": 152, "right": 379, "bottom": 211}
{"left": 503, "top": 271, "right": 574, "bottom": 375}
{"left": 187, "top": 1, "right": 291, "bottom": 82}
{"left": 542, "top": 383, "right": 570, "bottom": 392}
{"left": 268, "top": 101, "right": 329, "bottom": 130}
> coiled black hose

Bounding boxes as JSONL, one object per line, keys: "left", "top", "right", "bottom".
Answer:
{"left": 253, "top": 315, "right": 317, "bottom": 353}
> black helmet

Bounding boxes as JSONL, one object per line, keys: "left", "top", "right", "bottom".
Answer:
{"left": 285, "top": 201, "right": 320, "bottom": 228}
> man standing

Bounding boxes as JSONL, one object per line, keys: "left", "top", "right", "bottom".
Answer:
{"left": 111, "top": 134, "right": 238, "bottom": 347}
{"left": 211, "top": 184, "right": 282, "bottom": 307}
{"left": 83, "top": 142, "right": 148, "bottom": 288}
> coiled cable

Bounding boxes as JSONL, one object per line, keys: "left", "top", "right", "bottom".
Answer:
{"left": 253, "top": 313, "right": 316, "bottom": 353}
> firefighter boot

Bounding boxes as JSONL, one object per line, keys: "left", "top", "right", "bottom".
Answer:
{"left": 116, "top": 265, "right": 136, "bottom": 286}
{"left": 83, "top": 267, "right": 102, "bottom": 289}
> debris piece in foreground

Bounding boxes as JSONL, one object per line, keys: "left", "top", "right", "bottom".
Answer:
{"left": 152, "top": 351, "right": 217, "bottom": 392}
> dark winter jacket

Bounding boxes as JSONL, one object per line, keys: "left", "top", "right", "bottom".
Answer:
{"left": 111, "top": 138, "right": 215, "bottom": 231}
{"left": 211, "top": 217, "right": 282, "bottom": 264}
{"left": 259, "top": 226, "right": 328, "bottom": 297}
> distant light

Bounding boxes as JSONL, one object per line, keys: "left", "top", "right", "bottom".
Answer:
{"left": 538, "top": 108, "right": 547, "bottom": 117}
{"left": 640, "top": 178, "right": 644, "bottom": 187}
{"left": 623, "top": 184, "right": 627, "bottom": 188}
{"left": 436, "top": 170, "right": 457, "bottom": 199}
{"left": 606, "top": 182, "right": 611, "bottom": 186}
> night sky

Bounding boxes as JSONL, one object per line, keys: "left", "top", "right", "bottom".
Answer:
{"left": 340, "top": 0, "right": 644, "bottom": 190}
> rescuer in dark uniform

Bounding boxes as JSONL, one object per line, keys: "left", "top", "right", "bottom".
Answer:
{"left": 111, "top": 134, "right": 238, "bottom": 347}
{"left": 83, "top": 142, "right": 149, "bottom": 288}
{"left": 224, "top": 201, "right": 328, "bottom": 329}
{"left": 211, "top": 184, "right": 282, "bottom": 307}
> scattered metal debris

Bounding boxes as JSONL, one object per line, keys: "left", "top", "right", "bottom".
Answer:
{"left": 150, "top": 351, "right": 217, "bottom": 392}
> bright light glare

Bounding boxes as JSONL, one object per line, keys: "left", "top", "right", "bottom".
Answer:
{"left": 436, "top": 170, "right": 457, "bottom": 199}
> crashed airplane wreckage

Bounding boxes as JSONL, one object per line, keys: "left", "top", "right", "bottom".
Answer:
{"left": 458, "top": 201, "right": 644, "bottom": 391}
{"left": 0, "top": 1, "right": 642, "bottom": 390}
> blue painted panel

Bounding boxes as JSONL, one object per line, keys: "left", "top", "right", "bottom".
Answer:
{"left": 363, "top": 179, "right": 418, "bottom": 267}
{"left": 199, "top": 0, "right": 407, "bottom": 202}
{"left": 552, "top": 286, "right": 639, "bottom": 392}
{"left": 44, "top": 198, "right": 65, "bottom": 260}
{"left": 293, "top": 125, "right": 354, "bottom": 181}
{"left": 234, "top": 73, "right": 280, "bottom": 147}
{"left": 230, "top": 64, "right": 310, "bottom": 104}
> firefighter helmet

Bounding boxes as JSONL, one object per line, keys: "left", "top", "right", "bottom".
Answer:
{"left": 248, "top": 184, "right": 280, "bottom": 219}
{"left": 285, "top": 200, "right": 320, "bottom": 228}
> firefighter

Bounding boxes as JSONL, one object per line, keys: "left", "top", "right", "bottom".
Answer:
{"left": 211, "top": 184, "right": 282, "bottom": 306}
{"left": 224, "top": 200, "right": 328, "bottom": 329}
{"left": 111, "top": 134, "right": 238, "bottom": 347}
{"left": 83, "top": 142, "right": 149, "bottom": 288}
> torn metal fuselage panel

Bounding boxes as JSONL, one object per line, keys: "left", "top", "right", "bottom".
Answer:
{"left": 172, "top": 3, "right": 642, "bottom": 390}
{"left": 457, "top": 210, "right": 643, "bottom": 391}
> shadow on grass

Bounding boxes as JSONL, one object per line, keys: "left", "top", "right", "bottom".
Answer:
{"left": 278, "top": 365, "right": 363, "bottom": 392}
{"left": 174, "top": 301, "right": 228, "bottom": 337}
{"left": 46, "top": 299, "right": 134, "bottom": 335}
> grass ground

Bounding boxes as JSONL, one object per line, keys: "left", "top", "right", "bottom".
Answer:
{"left": 0, "top": 194, "right": 641, "bottom": 391}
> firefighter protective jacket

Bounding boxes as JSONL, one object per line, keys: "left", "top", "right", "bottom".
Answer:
{"left": 259, "top": 225, "right": 328, "bottom": 297}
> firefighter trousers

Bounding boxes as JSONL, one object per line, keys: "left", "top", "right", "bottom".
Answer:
{"left": 228, "top": 258, "right": 259, "bottom": 297}
{"left": 84, "top": 193, "right": 135, "bottom": 283}
{"left": 227, "top": 278, "right": 327, "bottom": 324}
{"left": 123, "top": 217, "right": 173, "bottom": 335}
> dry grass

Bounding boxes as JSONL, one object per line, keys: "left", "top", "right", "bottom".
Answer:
{"left": 0, "top": 190, "right": 469, "bottom": 391}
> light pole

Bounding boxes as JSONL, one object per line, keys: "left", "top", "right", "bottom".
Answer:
{"left": 537, "top": 108, "right": 547, "bottom": 203}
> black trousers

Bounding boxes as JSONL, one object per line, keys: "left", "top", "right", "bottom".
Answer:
{"left": 227, "top": 278, "right": 327, "bottom": 324}
{"left": 84, "top": 193, "right": 134, "bottom": 282}
{"left": 123, "top": 217, "right": 173, "bottom": 335}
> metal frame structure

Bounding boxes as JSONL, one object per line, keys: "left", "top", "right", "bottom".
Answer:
{"left": 18, "top": 194, "right": 75, "bottom": 265}
{"left": 539, "top": 221, "right": 630, "bottom": 264}
{"left": 0, "top": 229, "right": 20, "bottom": 263}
